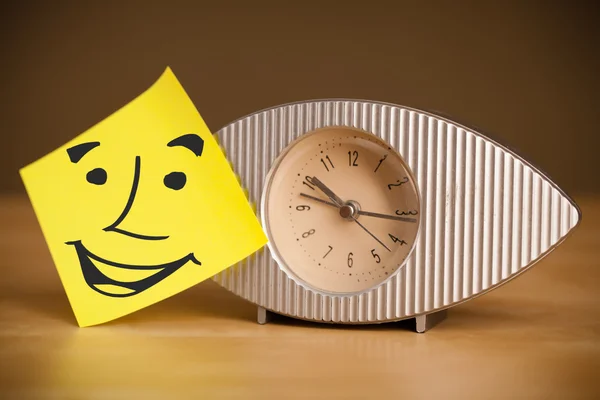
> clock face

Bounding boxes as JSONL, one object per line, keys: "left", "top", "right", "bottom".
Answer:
{"left": 262, "top": 126, "right": 421, "bottom": 295}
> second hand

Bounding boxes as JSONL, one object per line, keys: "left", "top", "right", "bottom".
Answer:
{"left": 354, "top": 218, "right": 391, "bottom": 252}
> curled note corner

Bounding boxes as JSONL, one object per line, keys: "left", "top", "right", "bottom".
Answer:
{"left": 19, "top": 66, "right": 268, "bottom": 327}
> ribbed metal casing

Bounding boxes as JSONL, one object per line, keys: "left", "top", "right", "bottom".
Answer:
{"left": 212, "top": 100, "right": 581, "bottom": 323}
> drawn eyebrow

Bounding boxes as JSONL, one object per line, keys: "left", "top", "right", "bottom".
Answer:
{"left": 167, "top": 134, "right": 204, "bottom": 157}
{"left": 66, "top": 141, "right": 101, "bottom": 163}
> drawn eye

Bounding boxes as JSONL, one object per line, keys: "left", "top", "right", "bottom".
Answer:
{"left": 86, "top": 168, "right": 107, "bottom": 185}
{"left": 164, "top": 172, "right": 186, "bottom": 190}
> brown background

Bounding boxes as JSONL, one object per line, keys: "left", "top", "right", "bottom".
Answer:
{"left": 1, "top": 1, "right": 599, "bottom": 197}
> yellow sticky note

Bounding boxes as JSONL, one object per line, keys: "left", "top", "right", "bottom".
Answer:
{"left": 20, "top": 67, "right": 268, "bottom": 327}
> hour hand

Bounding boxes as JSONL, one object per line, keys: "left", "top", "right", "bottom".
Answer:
{"left": 310, "top": 176, "right": 345, "bottom": 207}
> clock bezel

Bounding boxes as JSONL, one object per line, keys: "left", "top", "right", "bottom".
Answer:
{"left": 260, "top": 124, "right": 423, "bottom": 298}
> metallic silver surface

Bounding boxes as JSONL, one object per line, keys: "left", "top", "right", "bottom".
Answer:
{"left": 416, "top": 309, "right": 448, "bottom": 333}
{"left": 211, "top": 99, "right": 581, "bottom": 324}
{"left": 338, "top": 204, "right": 354, "bottom": 220}
{"left": 257, "top": 306, "right": 271, "bottom": 325}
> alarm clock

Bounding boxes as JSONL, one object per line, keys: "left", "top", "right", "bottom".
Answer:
{"left": 211, "top": 99, "right": 581, "bottom": 332}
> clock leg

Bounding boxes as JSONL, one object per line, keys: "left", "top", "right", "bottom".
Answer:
{"left": 257, "top": 306, "right": 272, "bottom": 325}
{"left": 415, "top": 309, "right": 447, "bottom": 333}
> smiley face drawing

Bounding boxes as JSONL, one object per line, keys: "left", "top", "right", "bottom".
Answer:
{"left": 65, "top": 133, "right": 205, "bottom": 298}
{"left": 20, "top": 68, "right": 268, "bottom": 327}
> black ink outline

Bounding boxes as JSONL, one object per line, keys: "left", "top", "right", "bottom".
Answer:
{"left": 164, "top": 171, "right": 187, "bottom": 190}
{"left": 167, "top": 134, "right": 204, "bottom": 157}
{"left": 103, "top": 156, "right": 169, "bottom": 241}
{"left": 67, "top": 141, "right": 100, "bottom": 163}
{"left": 86, "top": 168, "right": 107, "bottom": 185}
{"left": 65, "top": 240, "right": 200, "bottom": 298}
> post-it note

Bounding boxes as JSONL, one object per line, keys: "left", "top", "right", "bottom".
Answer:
{"left": 19, "top": 67, "right": 268, "bottom": 327}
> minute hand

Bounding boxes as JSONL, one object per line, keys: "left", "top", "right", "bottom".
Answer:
{"left": 299, "top": 192, "right": 418, "bottom": 223}
{"left": 357, "top": 210, "right": 418, "bottom": 223}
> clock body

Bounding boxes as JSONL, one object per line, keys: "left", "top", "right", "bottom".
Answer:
{"left": 211, "top": 99, "right": 581, "bottom": 326}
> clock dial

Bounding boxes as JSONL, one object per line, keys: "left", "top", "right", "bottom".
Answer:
{"left": 262, "top": 126, "right": 421, "bottom": 295}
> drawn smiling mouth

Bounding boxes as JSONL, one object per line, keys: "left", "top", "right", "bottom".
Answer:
{"left": 65, "top": 240, "right": 201, "bottom": 297}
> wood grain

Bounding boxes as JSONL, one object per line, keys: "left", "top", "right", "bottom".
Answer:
{"left": 1, "top": 194, "right": 599, "bottom": 399}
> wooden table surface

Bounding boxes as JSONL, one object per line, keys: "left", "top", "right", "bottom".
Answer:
{"left": 1, "top": 194, "right": 599, "bottom": 399}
